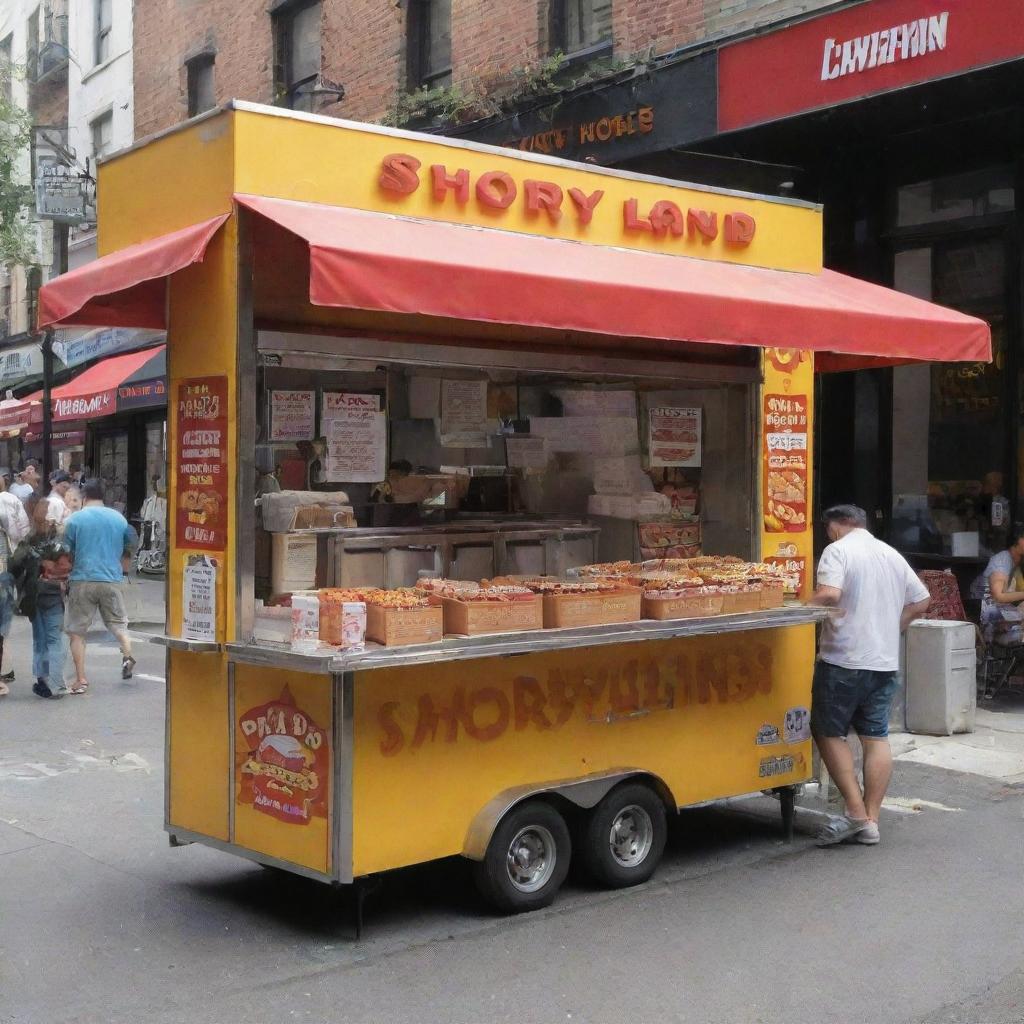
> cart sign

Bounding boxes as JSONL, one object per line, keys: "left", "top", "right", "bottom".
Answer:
{"left": 236, "top": 687, "right": 329, "bottom": 825}
{"left": 175, "top": 376, "right": 228, "bottom": 551}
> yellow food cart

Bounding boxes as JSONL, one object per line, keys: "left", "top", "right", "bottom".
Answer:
{"left": 37, "top": 102, "right": 989, "bottom": 920}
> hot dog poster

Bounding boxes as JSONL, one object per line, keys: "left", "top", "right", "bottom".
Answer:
{"left": 648, "top": 406, "right": 701, "bottom": 467}
{"left": 236, "top": 687, "right": 329, "bottom": 826}
{"left": 175, "top": 376, "right": 228, "bottom": 551}
{"left": 763, "top": 392, "right": 808, "bottom": 533}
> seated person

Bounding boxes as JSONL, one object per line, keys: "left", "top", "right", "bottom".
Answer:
{"left": 973, "top": 525, "right": 1024, "bottom": 643}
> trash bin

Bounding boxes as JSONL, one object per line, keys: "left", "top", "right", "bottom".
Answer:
{"left": 905, "top": 619, "right": 976, "bottom": 736}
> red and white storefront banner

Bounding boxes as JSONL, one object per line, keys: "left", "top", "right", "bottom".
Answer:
{"left": 719, "top": 0, "right": 1024, "bottom": 132}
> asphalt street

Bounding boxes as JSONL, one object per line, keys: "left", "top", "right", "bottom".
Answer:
{"left": 1, "top": 612, "right": 1023, "bottom": 1024}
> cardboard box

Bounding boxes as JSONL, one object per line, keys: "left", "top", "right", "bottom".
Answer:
{"left": 543, "top": 587, "right": 641, "bottom": 629}
{"left": 721, "top": 588, "right": 763, "bottom": 614}
{"left": 442, "top": 596, "right": 543, "bottom": 636}
{"left": 365, "top": 604, "right": 443, "bottom": 646}
{"left": 642, "top": 592, "right": 725, "bottom": 620}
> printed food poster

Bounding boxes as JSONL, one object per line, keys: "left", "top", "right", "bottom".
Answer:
{"left": 269, "top": 389, "right": 315, "bottom": 442}
{"left": 236, "top": 686, "right": 329, "bottom": 826}
{"left": 649, "top": 406, "right": 702, "bottom": 467}
{"left": 321, "top": 392, "right": 386, "bottom": 483}
{"left": 175, "top": 376, "right": 228, "bottom": 551}
{"left": 763, "top": 392, "right": 809, "bottom": 533}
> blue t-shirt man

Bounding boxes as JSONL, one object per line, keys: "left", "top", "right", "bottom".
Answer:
{"left": 65, "top": 505, "right": 138, "bottom": 583}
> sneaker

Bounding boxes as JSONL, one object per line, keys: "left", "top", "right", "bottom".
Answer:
{"left": 816, "top": 815, "right": 869, "bottom": 846}
{"left": 0, "top": 670, "right": 14, "bottom": 683}
{"left": 854, "top": 821, "right": 881, "bottom": 845}
{"left": 32, "top": 680, "right": 63, "bottom": 700}
{"left": 121, "top": 655, "right": 136, "bottom": 680}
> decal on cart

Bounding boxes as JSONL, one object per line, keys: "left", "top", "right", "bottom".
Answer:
{"left": 758, "top": 755, "right": 794, "bottom": 778}
{"left": 756, "top": 723, "right": 781, "bottom": 746}
{"left": 236, "top": 687, "right": 329, "bottom": 825}
{"left": 784, "top": 706, "right": 811, "bottom": 744}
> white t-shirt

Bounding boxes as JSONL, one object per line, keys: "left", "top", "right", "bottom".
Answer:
{"left": 816, "top": 528, "right": 930, "bottom": 672}
{"left": 46, "top": 492, "right": 69, "bottom": 531}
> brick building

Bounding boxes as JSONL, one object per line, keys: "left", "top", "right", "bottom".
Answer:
{"left": 132, "top": 0, "right": 840, "bottom": 138}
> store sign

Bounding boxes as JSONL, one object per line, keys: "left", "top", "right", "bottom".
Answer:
{"left": 719, "top": 0, "right": 1024, "bottom": 131}
{"left": 175, "top": 376, "right": 228, "bottom": 551}
{"left": 34, "top": 162, "right": 91, "bottom": 225}
{"left": 53, "top": 391, "right": 115, "bottom": 422}
{"left": 452, "top": 53, "right": 717, "bottom": 164}
{"left": 379, "top": 154, "right": 757, "bottom": 250}
{"left": 117, "top": 378, "right": 166, "bottom": 410}
{"left": 54, "top": 328, "right": 164, "bottom": 370}
{"left": 0, "top": 342, "right": 43, "bottom": 386}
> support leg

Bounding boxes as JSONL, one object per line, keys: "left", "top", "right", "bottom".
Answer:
{"left": 777, "top": 786, "right": 796, "bottom": 842}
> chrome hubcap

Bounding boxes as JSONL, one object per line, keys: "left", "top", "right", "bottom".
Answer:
{"left": 506, "top": 824, "right": 556, "bottom": 893}
{"left": 608, "top": 805, "right": 654, "bottom": 867}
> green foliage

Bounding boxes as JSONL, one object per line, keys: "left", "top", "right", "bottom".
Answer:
{"left": 0, "top": 58, "right": 38, "bottom": 269}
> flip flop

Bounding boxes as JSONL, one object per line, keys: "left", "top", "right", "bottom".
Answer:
{"left": 69, "top": 681, "right": 89, "bottom": 695}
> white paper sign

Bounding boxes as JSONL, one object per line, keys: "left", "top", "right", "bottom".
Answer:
{"left": 322, "top": 393, "right": 386, "bottom": 483}
{"left": 649, "top": 406, "right": 702, "bottom": 467}
{"left": 529, "top": 416, "right": 639, "bottom": 455}
{"left": 440, "top": 379, "right": 488, "bottom": 446}
{"left": 182, "top": 557, "right": 216, "bottom": 642}
{"left": 506, "top": 436, "right": 548, "bottom": 469}
{"left": 593, "top": 456, "right": 645, "bottom": 495}
{"left": 270, "top": 389, "right": 315, "bottom": 442}
{"left": 555, "top": 389, "right": 637, "bottom": 418}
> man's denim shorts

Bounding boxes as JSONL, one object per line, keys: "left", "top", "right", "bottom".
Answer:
{"left": 811, "top": 660, "right": 900, "bottom": 739}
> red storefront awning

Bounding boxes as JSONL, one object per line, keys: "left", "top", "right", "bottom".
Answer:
{"left": 37, "top": 214, "right": 229, "bottom": 329}
{"left": 235, "top": 195, "right": 990, "bottom": 371}
{"left": 5, "top": 345, "right": 167, "bottom": 426}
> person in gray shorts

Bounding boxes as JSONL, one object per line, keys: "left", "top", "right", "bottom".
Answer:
{"left": 63, "top": 478, "right": 139, "bottom": 693}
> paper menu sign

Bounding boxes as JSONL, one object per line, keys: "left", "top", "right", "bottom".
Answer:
{"left": 440, "top": 379, "right": 488, "bottom": 446}
{"left": 555, "top": 389, "right": 637, "bottom": 418}
{"left": 506, "top": 436, "right": 548, "bottom": 469}
{"left": 528, "top": 416, "right": 639, "bottom": 455}
{"left": 182, "top": 555, "right": 216, "bottom": 642}
{"left": 648, "top": 406, "right": 702, "bottom": 467}
{"left": 269, "top": 389, "right": 315, "bottom": 442}
{"left": 321, "top": 392, "right": 386, "bottom": 483}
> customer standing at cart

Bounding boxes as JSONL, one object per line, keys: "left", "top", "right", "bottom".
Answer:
{"left": 63, "top": 478, "right": 139, "bottom": 693}
{"left": 809, "top": 504, "right": 931, "bottom": 846}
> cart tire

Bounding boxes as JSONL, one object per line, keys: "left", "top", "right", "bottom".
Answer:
{"left": 472, "top": 800, "right": 571, "bottom": 914}
{"left": 580, "top": 782, "right": 667, "bottom": 889}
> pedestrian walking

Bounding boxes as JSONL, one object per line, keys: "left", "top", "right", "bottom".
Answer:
{"left": 45, "top": 470, "right": 73, "bottom": 534}
{"left": 0, "top": 471, "right": 30, "bottom": 694}
{"left": 10, "top": 496, "right": 72, "bottom": 699}
{"left": 809, "top": 504, "right": 931, "bottom": 846}
{"left": 9, "top": 459, "right": 41, "bottom": 503}
{"left": 63, "top": 478, "right": 138, "bottom": 693}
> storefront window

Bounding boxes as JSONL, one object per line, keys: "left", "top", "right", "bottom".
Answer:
{"left": 98, "top": 430, "right": 129, "bottom": 513}
{"left": 896, "top": 166, "right": 1014, "bottom": 228}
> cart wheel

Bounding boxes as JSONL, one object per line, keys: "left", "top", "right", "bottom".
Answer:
{"left": 580, "top": 782, "right": 667, "bottom": 889}
{"left": 473, "top": 800, "right": 571, "bottom": 914}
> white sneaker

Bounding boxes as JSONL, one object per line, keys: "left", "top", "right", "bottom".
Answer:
{"left": 854, "top": 821, "right": 880, "bottom": 845}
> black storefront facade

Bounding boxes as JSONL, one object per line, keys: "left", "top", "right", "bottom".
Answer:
{"left": 450, "top": 0, "right": 1024, "bottom": 588}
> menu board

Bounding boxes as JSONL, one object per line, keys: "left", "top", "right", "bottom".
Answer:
{"left": 555, "top": 389, "right": 637, "bottom": 418}
{"left": 321, "top": 392, "right": 386, "bottom": 483}
{"left": 182, "top": 555, "right": 217, "bottom": 641}
{"left": 175, "top": 376, "right": 228, "bottom": 551}
{"left": 270, "top": 389, "right": 315, "bottom": 442}
{"left": 648, "top": 406, "right": 702, "bottom": 467}
{"left": 763, "top": 393, "right": 809, "bottom": 533}
{"left": 440, "top": 379, "right": 489, "bottom": 447}
{"left": 529, "top": 416, "right": 639, "bottom": 455}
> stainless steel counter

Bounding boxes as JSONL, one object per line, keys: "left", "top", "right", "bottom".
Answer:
{"left": 222, "top": 605, "right": 828, "bottom": 675}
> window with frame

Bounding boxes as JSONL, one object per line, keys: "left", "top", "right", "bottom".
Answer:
{"left": 0, "top": 35, "right": 12, "bottom": 102}
{"left": 26, "top": 7, "right": 40, "bottom": 77}
{"left": 186, "top": 53, "right": 216, "bottom": 117}
{"left": 551, "top": 0, "right": 613, "bottom": 58}
{"left": 407, "top": 0, "right": 451, "bottom": 90}
{"left": 273, "top": 0, "right": 322, "bottom": 112}
{"left": 95, "top": 0, "right": 112, "bottom": 65}
{"left": 90, "top": 110, "right": 113, "bottom": 160}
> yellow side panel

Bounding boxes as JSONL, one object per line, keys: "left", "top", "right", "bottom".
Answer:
{"left": 232, "top": 667, "right": 333, "bottom": 875}
{"left": 168, "top": 650, "right": 230, "bottom": 840}
{"left": 352, "top": 628, "right": 814, "bottom": 877}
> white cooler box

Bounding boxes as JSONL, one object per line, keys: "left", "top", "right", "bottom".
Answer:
{"left": 905, "top": 619, "right": 976, "bottom": 736}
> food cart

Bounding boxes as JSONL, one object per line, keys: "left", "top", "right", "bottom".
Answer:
{"left": 37, "top": 102, "right": 989, "bottom": 917}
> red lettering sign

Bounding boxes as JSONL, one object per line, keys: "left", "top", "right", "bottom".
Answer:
{"left": 719, "top": 0, "right": 1024, "bottom": 132}
{"left": 174, "top": 376, "right": 228, "bottom": 551}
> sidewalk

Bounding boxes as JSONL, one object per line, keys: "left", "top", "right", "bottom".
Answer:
{"left": 122, "top": 573, "right": 166, "bottom": 630}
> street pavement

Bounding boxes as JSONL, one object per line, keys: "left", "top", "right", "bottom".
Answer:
{"left": 2, "top": 605, "right": 1024, "bottom": 1024}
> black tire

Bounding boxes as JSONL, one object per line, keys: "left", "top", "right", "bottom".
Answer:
{"left": 580, "top": 782, "right": 667, "bottom": 889}
{"left": 473, "top": 800, "right": 571, "bottom": 914}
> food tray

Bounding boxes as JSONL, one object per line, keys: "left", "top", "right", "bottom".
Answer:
{"left": 759, "top": 583, "right": 786, "bottom": 610}
{"left": 365, "top": 604, "right": 444, "bottom": 646}
{"left": 542, "top": 587, "right": 641, "bottom": 629}
{"left": 442, "top": 595, "right": 543, "bottom": 636}
{"left": 642, "top": 592, "right": 725, "bottom": 620}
